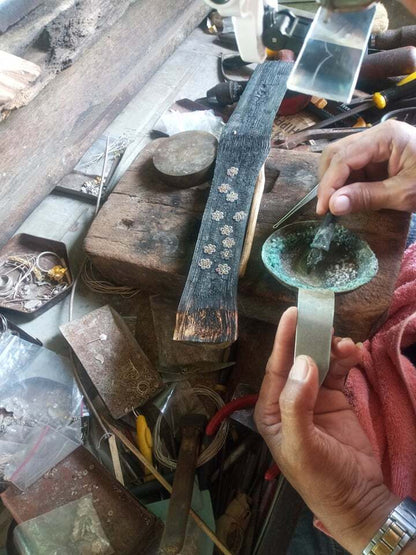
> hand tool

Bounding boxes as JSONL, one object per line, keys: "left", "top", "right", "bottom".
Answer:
{"left": 159, "top": 413, "right": 207, "bottom": 554}
{"left": 275, "top": 127, "right": 365, "bottom": 149}
{"left": 107, "top": 420, "right": 232, "bottom": 555}
{"left": 360, "top": 46, "right": 416, "bottom": 80}
{"left": 136, "top": 414, "right": 153, "bottom": 478}
{"left": 306, "top": 212, "right": 338, "bottom": 271}
{"left": 273, "top": 184, "right": 318, "bottom": 229}
{"left": 370, "top": 25, "right": 416, "bottom": 50}
{"left": 349, "top": 71, "right": 416, "bottom": 108}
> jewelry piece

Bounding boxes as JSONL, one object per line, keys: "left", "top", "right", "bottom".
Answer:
{"left": 227, "top": 167, "right": 239, "bottom": 178}
{"left": 233, "top": 211, "right": 247, "bottom": 222}
{"left": 198, "top": 258, "right": 213, "bottom": 270}
{"left": 203, "top": 244, "right": 217, "bottom": 254}
{"left": 211, "top": 210, "right": 224, "bottom": 221}
{"left": 226, "top": 191, "right": 239, "bottom": 203}
{"left": 216, "top": 263, "right": 231, "bottom": 275}
{"left": 221, "top": 250, "right": 233, "bottom": 260}
{"left": 222, "top": 237, "right": 235, "bottom": 248}
{"left": 218, "top": 183, "right": 231, "bottom": 193}
{"left": 220, "top": 225, "right": 233, "bottom": 236}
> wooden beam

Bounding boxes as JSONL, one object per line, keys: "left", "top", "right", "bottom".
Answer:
{"left": 0, "top": 0, "right": 207, "bottom": 246}
{"left": 174, "top": 61, "right": 291, "bottom": 346}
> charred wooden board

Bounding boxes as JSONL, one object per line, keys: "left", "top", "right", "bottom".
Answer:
{"left": 1, "top": 446, "right": 163, "bottom": 554}
{"left": 173, "top": 61, "right": 291, "bottom": 345}
{"left": 84, "top": 143, "right": 410, "bottom": 344}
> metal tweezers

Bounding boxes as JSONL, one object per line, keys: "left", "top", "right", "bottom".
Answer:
{"left": 273, "top": 184, "right": 318, "bottom": 229}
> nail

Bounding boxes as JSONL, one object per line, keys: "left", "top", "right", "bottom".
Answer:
{"left": 355, "top": 342, "right": 363, "bottom": 349}
{"left": 289, "top": 356, "right": 310, "bottom": 382}
{"left": 332, "top": 194, "right": 351, "bottom": 214}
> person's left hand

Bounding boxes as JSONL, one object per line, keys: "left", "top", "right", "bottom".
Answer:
{"left": 254, "top": 307, "right": 399, "bottom": 554}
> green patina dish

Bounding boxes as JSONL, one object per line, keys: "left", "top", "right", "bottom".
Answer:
{"left": 262, "top": 221, "right": 378, "bottom": 293}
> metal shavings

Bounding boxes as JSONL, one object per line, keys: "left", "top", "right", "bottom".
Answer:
{"left": 221, "top": 250, "right": 233, "bottom": 260}
{"left": 226, "top": 191, "right": 239, "bottom": 203}
{"left": 211, "top": 210, "right": 224, "bottom": 221}
{"left": 94, "top": 354, "right": 104, "bottom": 364}
{"left": 218, "top": 183, "right": 231, "bottom": 193}
{"left": 198, "top": 258, "right": 213, "bottom": 269}
{"left": 227, "top": 167, "right": 239, "bottom": 177}
{"left": 233, "top": 211, "right": 247, "bottom": 222}
{"left": 203, "top": 244, "right": 217, "bottom": 254}
{"left": 222, "top": 237, "right": 236, "bottom": 248}
{"left": 216, "top": 263, "right": 231, "bottom": 275}
{"left": 220, "top": 225, "right": 233, "bottom": 236}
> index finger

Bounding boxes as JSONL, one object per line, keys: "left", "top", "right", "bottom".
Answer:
{"left": 316, "top": 128, "right": 392, "bottom": 215}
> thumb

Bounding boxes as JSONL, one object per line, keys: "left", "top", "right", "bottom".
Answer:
{"left": 279, "top": 356, "right": 319, "bottom": 445}
{"left": 328, "top": 180, "right": 393, "bottom": 215}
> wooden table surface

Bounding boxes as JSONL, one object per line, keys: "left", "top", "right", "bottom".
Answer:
{"left": 85, "top": 139, "right": 410, "bottom": 343}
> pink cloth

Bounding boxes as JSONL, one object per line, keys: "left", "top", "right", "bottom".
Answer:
{"left": 345, "top": 242, "right": 416, "bottom": 499}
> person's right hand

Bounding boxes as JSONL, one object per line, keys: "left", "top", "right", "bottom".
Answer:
{"left": 317, "top": 120, "right": 416, "bottom": 216}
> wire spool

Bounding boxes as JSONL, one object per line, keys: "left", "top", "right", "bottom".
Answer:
{"left": 153, "top": 386, "right": 229, "bottom": 470}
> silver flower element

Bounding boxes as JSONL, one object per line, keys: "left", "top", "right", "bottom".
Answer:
{"left": 211, "top": 210, "right": 224, "bottom": 221}
{"left": 226, "top": 191, "right": 239, "bottom": 203}
{"left": 203, "top": 244, "right": 216, "bottom": 254}
{"left": 220, "top": 224, "right": 233, "bottom": 236}
{"left": 216, "top": 263, "right": 231, "bottom": 275}
{"left": 233, "top": 211, "right": 247, "bottom": 222}
{"left": 198, "top": 258, "right": 212, "bottom": 270}
{"left": 227, "top": 167, "right": 239, "bottom": 178}
{"left": 222, "top": 237, "right": 235, "bottom": 248}
{"left": 218, "top": 183, "right": 231, "bottom": 193}
{"left": 221, "top": 249, "right": 233, "bottom": 260}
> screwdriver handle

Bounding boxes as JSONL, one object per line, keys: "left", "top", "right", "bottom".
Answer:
{"left": 374, "top": 73, "right": 416, "bottom": 109}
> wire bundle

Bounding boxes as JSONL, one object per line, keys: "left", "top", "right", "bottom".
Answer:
{"left": 81, "top": 259, "right": 140, "bottom": 298}
{"left": 153, "top": 385, "right": 229, "bottom": 470}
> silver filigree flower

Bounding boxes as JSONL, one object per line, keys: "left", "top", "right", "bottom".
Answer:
{"left": 222, "top": 237, "right": 235, "bottom": 248}
{"left": 211, "top": 210, "right": 224, "bottom": 221}
{"left": 218, "top": 183, "right": 231, "bottom": 193}
{"left": 216, "top": 263, "right": 231, "bottom": 275}
{"left": 227, "top": 167, "right": 239, "bottom": 178}
{"left": 226, "top": 191, "right": 239, "bottom": 203}
{"left": 220, "top": 225, "right": 233, "bottom": 236}
{"left": 221, "top": 250, "right": 233, "bottom": 260}
{"left": 233, "top": 211, "right": 247, "bottom": 222}
{"left": 203, "top": 244, "right": 216, "bottom": 254}
{"left": 198, "top": 258, "right": 212, "bottom": 270}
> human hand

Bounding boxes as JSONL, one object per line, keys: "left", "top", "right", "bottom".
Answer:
{"left": 316, "top": 120, "right": 416, "bottom": 216}
{"left": 254, "top": 307, "right": 400, "bottom": 554}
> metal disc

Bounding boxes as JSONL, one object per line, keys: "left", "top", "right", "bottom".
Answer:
{"left": 153, "top": 131, "right": 218, "bottom": 188}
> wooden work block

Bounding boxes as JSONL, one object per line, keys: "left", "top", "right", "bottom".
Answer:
{"left": 85, "top": 141, "right": 410, "bottom": 343}
{"left": 1, "top": 446, "right": 163, "bottom": 554}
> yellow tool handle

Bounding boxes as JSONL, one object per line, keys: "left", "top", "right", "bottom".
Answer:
{"left": 373, "top": 71, "right": 416, "bottom": 109}
{"left": 136, "top": 415, "right": 153, "bottom": 469}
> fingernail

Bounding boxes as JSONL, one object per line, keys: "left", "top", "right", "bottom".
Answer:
{"left": 289, "top": 356, "right": 310, "bottom": 381}
{"left": 355, "top": 342, "right": 363, "bottom": 349}
{"left": 332, "top": 195, "right": 351, "bottom": 214}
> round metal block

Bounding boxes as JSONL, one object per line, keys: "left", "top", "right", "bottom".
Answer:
{"left": 153, "top": 131, "right": 218, "bottom": 188}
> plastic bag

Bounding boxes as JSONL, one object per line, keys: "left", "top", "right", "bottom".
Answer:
{"left": 14, "top": 494, "right": 114, "bottom": 555}
{"left": 153, "top": 110, "right": 224, "bottom": 139}
{"left": 0, "top": 331, "right": 82, "bottom": 489}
